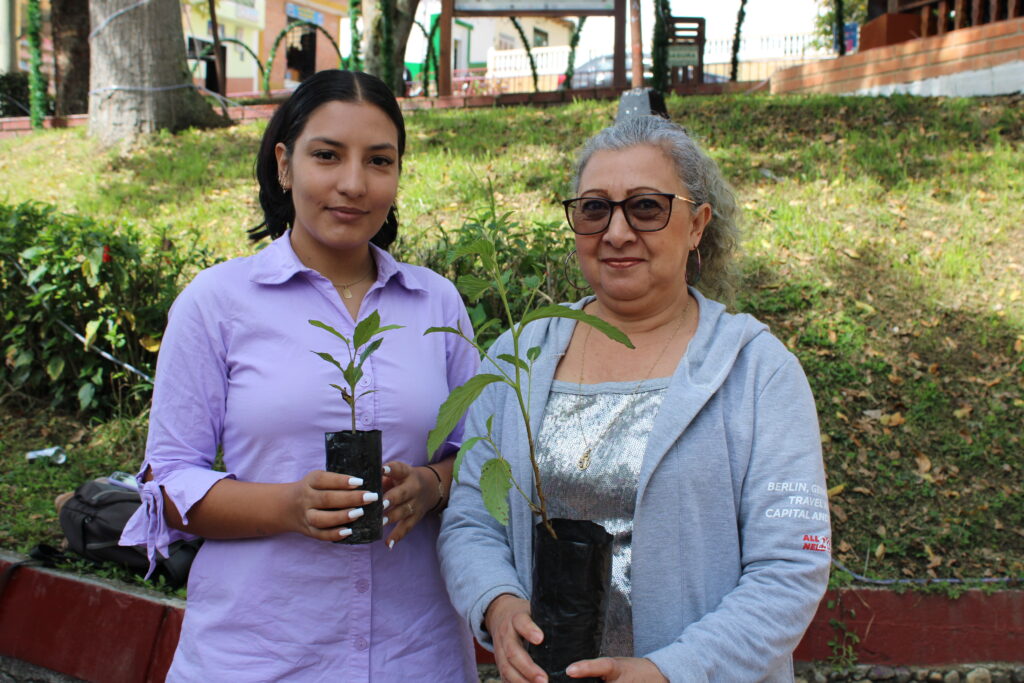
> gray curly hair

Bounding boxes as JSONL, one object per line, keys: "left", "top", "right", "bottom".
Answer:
{"left": 573, "top": 116, "right": 739, "bottom": 301}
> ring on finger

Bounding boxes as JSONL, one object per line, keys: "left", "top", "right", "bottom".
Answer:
{"left": 406, "top": 501, "right": 415, "bottom": 516}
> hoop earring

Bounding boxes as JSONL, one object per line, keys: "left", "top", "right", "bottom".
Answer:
{"left": 687, "top": 248, "right": 702, "bottom": 285}
{"left": 562, "top": 249, "right": 589, "bottom": 292}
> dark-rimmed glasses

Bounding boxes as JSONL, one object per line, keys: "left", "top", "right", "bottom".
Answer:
{"left": 561, "top": 193, "right": 698, "bottom": 235}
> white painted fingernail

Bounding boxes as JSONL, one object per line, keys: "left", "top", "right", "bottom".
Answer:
{"left": 349, "top": 507, "right": 365, "bottom": 520}
{"left": 388, "top": 539, "right": 395, "bottom": 550}
{"left": 348, "top": 477, "right": 364, "bottom": 487}
{"left": 382, "top": 465, "right": 391, "bottom": 474}
{"left": 362, "top": 492, "right": 379, "bottom": 504}
{"left": 382, "top": 516, "right": 389, "bottom": 526}
{"left": 339, "top": 528, "right": 353, "bottom": 538}
{"left": 382, "top": 499, "right": 391, "bottom": 510}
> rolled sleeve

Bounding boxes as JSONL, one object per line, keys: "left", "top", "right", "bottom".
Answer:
{"left": 119, "top": 272, "right": 233, "bottom": 575}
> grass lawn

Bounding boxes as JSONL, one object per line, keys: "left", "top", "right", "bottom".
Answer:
{"left": 1, "top": 93, "right": 1022, "bottom": 592}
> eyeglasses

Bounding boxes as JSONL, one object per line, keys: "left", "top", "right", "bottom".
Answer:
{"left": 561, "top": 193, "right": 698, "bottom": 235}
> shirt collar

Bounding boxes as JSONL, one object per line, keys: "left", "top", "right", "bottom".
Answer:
{"left": 248, "top": 231, "right": 428, "bottom": 293}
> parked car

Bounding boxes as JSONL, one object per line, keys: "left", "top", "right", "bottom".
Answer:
{"left": 570, "top": 53, "right": 651, "bottom": 89}
{"left": 568, "top": 53, "right": 728, "bottom": 88}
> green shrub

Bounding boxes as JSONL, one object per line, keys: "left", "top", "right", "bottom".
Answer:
{"left": 397, "top": 204, "right": 576, "bottom": 348}
{"left": 0, "top": 71, "right": 32, "bottom": 117}
{"left": 0, "top": 202, "right": 216, "bottom": 414}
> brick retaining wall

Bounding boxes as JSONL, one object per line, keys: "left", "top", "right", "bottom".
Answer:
{"left": 1, "top": 552, "right": 1021, "bottom": 681}
{"left": 771, "top": 16, "right": 1024, "bottom": 95}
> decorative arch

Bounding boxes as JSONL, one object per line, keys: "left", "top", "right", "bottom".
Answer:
{"left": 263, "top": 20, "right": 346, "bottom": 96}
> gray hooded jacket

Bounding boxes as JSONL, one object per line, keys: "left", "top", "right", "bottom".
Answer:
{"left": 438, "top": 290, "right": 831, "bottom": 682}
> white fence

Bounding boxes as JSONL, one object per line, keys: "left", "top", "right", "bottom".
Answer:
{"left": 478, "top": 34, "right": 835, "bottom": 92}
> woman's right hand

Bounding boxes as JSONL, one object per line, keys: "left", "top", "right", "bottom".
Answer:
{"left": 485, "top": 594, "right": 548, "bottom": 683}
{"left": 289, "top": 470, "right": 379, "bottom": 542}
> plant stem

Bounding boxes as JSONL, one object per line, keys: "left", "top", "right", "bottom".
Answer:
{"left": 493, "top": 255, "right": 555, "bottom": 539}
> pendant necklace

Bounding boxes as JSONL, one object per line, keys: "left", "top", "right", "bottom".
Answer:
{"left": 573, "top": 309, "right": 687, "bottom": 471}
{"left": 331, "top": 269, "right": 373, "bottom": 299}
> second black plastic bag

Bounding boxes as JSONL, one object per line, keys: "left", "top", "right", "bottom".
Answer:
{"left": 527, "top": 518, "right": 612, "bottom": 683}
{"left": 325, "top": 429, "right": 383, "bottom": 544}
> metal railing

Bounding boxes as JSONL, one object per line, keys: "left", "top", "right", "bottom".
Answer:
{"left": 891, "top": 0, "right": 1023, "bottom": 37}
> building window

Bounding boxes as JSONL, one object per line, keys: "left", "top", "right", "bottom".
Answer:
{"left": 497, "top": 33, "right": 516, "bottom": 50}
{"left": 532, "top": 28, "right": 548, "bottom": 47}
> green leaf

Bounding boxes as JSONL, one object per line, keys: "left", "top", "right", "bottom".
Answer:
{"left": 357, "top": 338, "right": 383, "bottom": 368}
{"left": 26, "top": 264, "right": 47, "bottom": 286}
{"left": 77, "top": 382, "right": 96, "bottom": 411}
{"left": 526, "top": 346, "right": 542, "bottom": 362}
{"left": 427, "top": 373, "right": 503, "bottom": 457}
{"left": 497, "top": 353, "right": 529, "bottom": 373}
{"left": 19, "top": 246, "right": 44, "bottom": 260}
{"left": 328, "top": 383, "right": 348, "bottom": 396}
{"left": 309, "top": 319, "right": 350, "bottom": 345}
{"left": 46, "top": 356, "right": 64, "bottom": 381}
{"left": 353, "top": 310, "right": 382, "bottom": 350}
{"left": 342, "top": 365, "right": 362, "bottom": 388}
{"left": 84, "top": 319, "right": 102, "bottom": 348}
{"left": 450, "top": 435, "right": 484, "bottom": 481}
{"left": 312, "top": 351, "right": 345, "bottom": 375}
{"left": 86, "top": 245, "right": 104, "bottom": 287}
{"left": 480, "top": 458, "right": 512, "bottom": 526}
{"left": 456, "top": 274, "right": 493, "bottom": 302}
{"left": 452, "top": 238, "right": 492, "bottom": 262}
{"left": 521, "top": 306, "right": 634, "bottom": 349}
{"left": 424, "top": 325, "right": 461, "bottom": 336}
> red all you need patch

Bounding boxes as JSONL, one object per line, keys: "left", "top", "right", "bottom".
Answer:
{"left": 802, "top": 534, "right": 831, "bottom": 552}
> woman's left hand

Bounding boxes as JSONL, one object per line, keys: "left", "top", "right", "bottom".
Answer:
{"left": 380, "top": 461, "right": 442, "bottom": 548}
{"left": 566, "top": 657, "right": 667, "bottom": 682}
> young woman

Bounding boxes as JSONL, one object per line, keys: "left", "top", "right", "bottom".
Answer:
{"left": 121, "top": 70, "right": 478, "bottom": 681}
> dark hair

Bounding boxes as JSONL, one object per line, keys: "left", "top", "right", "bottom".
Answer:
{"left": 249, "top": 70, "right": 406, "bottom": 250}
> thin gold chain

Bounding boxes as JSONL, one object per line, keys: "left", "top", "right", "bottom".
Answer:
{"left": 330, "top": 269, "right": 374, "bottom": 300}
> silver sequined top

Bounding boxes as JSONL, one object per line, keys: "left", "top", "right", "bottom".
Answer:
{"left": 536, "top": 378, "right": 669, "bottom": 657}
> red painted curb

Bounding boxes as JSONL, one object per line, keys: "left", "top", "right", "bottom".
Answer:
{"left": 2, "top": 553, "right": 1021, "bottom": 681}
{"left": 795, "top": 587, "right": 1024, "bottom": 664}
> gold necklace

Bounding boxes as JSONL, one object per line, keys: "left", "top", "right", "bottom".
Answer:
{"left": 330, "top": 269, "right": 373, "bottom": 299}
{"left": 573, "top": 310, "right": 687, "bottom": 471}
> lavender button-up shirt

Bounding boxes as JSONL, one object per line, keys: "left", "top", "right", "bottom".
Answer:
{"left": 121, "top": 234, "right": 479, "bottom": 682}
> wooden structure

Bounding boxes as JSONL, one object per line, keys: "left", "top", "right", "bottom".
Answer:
{"left": 889, "top": 0, "right": 1023, "bottom": 37}
{"left": 666, "top": 16, "right": 705, "bottom": 85}
{"left": 436, "top": 0, "right": 628, "bottom": 96}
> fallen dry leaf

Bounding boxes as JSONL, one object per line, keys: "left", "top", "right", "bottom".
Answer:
{"left": 915, "top": 452, "right": 932, "bottom": 474}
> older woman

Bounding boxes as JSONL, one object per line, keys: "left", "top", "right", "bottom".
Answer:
{"left": 438, "top": 116, "right": 830, "bottom": 682}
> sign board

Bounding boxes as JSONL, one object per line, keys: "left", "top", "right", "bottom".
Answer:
{"left": 667, "top": 44, "right": 700, "bottom": 67}
{"left": 285, "top": 3, "right": 324, "bottom": 26}
{"left": 454, "top": 0, "right": 613, "bottom": 12}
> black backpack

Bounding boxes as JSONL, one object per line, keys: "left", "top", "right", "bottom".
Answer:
{"left": 58, "top": 479, "right": 201, "bottom": 588}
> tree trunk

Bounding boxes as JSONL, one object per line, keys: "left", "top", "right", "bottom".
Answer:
{"left": 88, "top": 0, "right": 228, "bottom": 149}
{"left": 51, "top": 0, "right": 90, "bottom": 116}
{"left": 629, "top": 0, "right": 643, "bottom": 87}
{"left": 835, "top": 0, "right": 847, "bottom": 56}
{"left": 729, "top": 0, "right": 748, "bottom": 82}
{"left": 364, "top": 0, "right": 420, "bottom": 94}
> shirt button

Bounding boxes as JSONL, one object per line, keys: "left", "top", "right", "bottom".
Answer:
{"left": 360, "top": 415, "right": 371, "bottom": 425}
{"left": 359, "top": 377, "right": 370, "bottom": 387}
{"left": 356, "top": 637, "right": 369, "bottom": 651}
{"left": 356, "top": 578, "right": 370, "bottom": 593}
